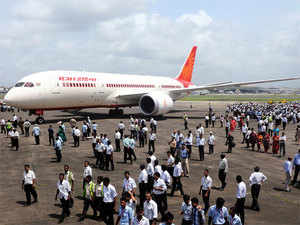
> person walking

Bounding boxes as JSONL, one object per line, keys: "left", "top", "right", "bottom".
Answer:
{"left": 22, "top": 164, "right": 38, "bottom": 206}
{"left": 54, "top": 136, "right": 63, "bottom": 162}
{"left": 115, "top": 129, "right": 121, "bottom": 152}
{"left": 283, "top": 158, "right": 293, "bottom": 192}
{"left": 132, "top": 205, "right": 150, "bottom": 225}
{"left": 152, "top": 172, "right": 168, "bottom": 219}
{"left": 235, "top": 175, "right": 246, "bottom": 225}
{"left": 225, "top": 133, "right": 235, "bottom": 153}
{"left": 291, "top": 149, "right": 300, "bottom": 185}
{"left": 196, "top": 134, "right": 205, "bottom": 161}
{"left": 32, "top": 124, "right": 41, "bottom": 145}
{"left": 199, "top": 169, "right": 212, "bottom": 214}
{"left": 249, "top": 166, "right": 267, "bottom": 211}
{"left": 218, "top": 154, "right": 228, "bottom": 190}
{"left": 148, "top": 131, "right": 156, "bottom": 153}
{"left": 102, "top": 177, "right": 118, "bottom": 225}
{"left": 48, "top": 125, "right": 55, "bottom": 146}
{"left": 105, "top": 140, "right": 114, "bottom": 171}
{"left": 138, "top": 164, "right": 148, "bottom": 205}
{"left": 228, "top": 207, "right": 243, "bottom": 225}
{"left": 180, "top": 144, "right": 190, "bottom": 177}
{"left": 279, "top": 132, "right": 286, "bottom": 157}
{"left": 191, "top": 197, "right": 205, "bottom": 225}
{"left": 208, "top": 131, "right": 215, "bottom": 154}
{"left": 55, "top": 173, "right": 71, "bottom": 223}
{"left": 143, "top": 192, "right": 158, "bottom": 225}
{"left": 180, "top": 194, "right": 193, "bottom": 225}
{"left": 79, "top": 175, "right": 97, "bottom": 221}
{"left": 116, "top": 197, "right": 133, "bottom": 225}
{"left": 170, "top": 159, "right": 184, "bottom": 196}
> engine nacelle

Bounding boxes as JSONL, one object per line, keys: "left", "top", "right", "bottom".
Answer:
{"left": 139, "top": 93, "right": 174, "bottom": 116}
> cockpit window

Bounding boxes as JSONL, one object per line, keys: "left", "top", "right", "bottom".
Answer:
{"left": 15, "top": 82, "right": 25, "bottom": 87}
{"left": 24, "top": 82, "right": 34, "bottom": 87}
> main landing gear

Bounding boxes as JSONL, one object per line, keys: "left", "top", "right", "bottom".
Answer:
{"left": 36, "top": 116, "right": 45, "bottom": 124}
{"left": 29, "top": 110, "right": 45, "bottom": 124}
{"left": 109, "top": 108, "right": 124, "bottom": 116}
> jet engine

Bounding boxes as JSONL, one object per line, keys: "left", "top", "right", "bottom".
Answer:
{"left": 139, "top": 93, "right": 174, "bottom": 116}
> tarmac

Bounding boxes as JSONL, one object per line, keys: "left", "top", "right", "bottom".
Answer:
{"left": 0, "top": 101, "right": 299, "bottom": 225}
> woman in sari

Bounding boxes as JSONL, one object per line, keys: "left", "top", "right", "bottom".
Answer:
{"left": 262, "top": 133, "right": 270, "bottom": 153}
{"left": 272, "top": 133, "right": 279, "bottom": 155}
{"left": 58, "top": 125, "right": 67, "bottom": 142}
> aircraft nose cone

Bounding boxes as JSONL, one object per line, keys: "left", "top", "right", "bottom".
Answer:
{"left": 4, "top": 91, "right": 17, "bottom": 105}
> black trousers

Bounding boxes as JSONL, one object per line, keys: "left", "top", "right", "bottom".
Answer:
{"left": 139, "top": 182, "right": 147, "bottom": 205}
{"left": 129, "top": 148, "right": 137, "bottom": 162}
{"left": 60, "top": 198, "right": 70, "bottom": 218}
{"left": 56, "top": 150, "right": 62, "bottom": 162}
{"left": 235, "top": 198, "right": 245, "bottom": 225}
{"left": 170, "top": 177, "right": 184, "bottom": 195}
{"left": 49, "top": 135, "right": 54, "bottom": 146}
{"left": 96, "top": 152, "right": 104, "bottom": 169}
{"left": 74, "top": 136, "right": 80, "bottom": 147}
{"left": 218, "top": 169, "right": 226, "bottom": 189}
{"left": 198, "top": 146, "right": 204, "bottom": 161}
{"left": 105, "top": 155, "right": 114, "bottom": 170}
{"left": 279, "top": 143, "right": 285, "bottom": 157}
{"left": 82, "top": 198, "right": 96, "bottom": 217}
{"left": 12, "top": 138, "right": 19, "bottom": 151}
{"left": 124, "top": 147, "right": 130, "bottom": 162}
{"left": 94, "top": 196, "right": 104, "bottom": 217}
{"left": 225, "top": 127, "right": 229, "bottom": 137}
{"left": 0, "top": 125, "right": 5, "bottom": 133}
{"left": 187, "top": 145, "right": 192, "bottom": 159}
{"left": 251, "top": 184, "right": 261, "bottom": 210}
{"left": 115, "top": 139, "right": 121, "bottom": 152}
{"left": 148, "top": 140, "right": 155, "bottom": 152}
{"left": 184, "top": 121, "right": 188, "bottom": 130}
{"left": 205, "top": 120, "right": 209, "bottom": 128}
{"left": 147, "top": 176, "right": 154, "bottom": 192}
{"left": 24, "top": 184, "right": 37, "bottom": 204}
{"left": 292, "top": 165, "right": 300, "bottom": 183}
{"left": 103, "top": 202, "right": 114, "bottom": 225}
{"left": 182, "top": 219, "right": 193, "bottom": 225}
{"left": 34, "top": 135, "right": 40, "bottom": 145}
{"left": 208, "top": 144, "right": 214, "bottom": 154}
{"left": 202, "top": 190, "right": 210, "bottom": 214}
{"left": 139, "top": 136, "right": 145, "bottom": 147}
{"left": 153, "top": 193, "right": 167, "bottom": 218}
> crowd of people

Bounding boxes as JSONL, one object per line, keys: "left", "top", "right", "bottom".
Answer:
{"left": 1, "top": 102, "right": 300, "bottom": 225}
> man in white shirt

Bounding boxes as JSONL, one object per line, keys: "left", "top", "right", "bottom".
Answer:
{"left": 218, "top": 154, "right": 228, "bottom": 190}
{"left": 83, "top": 161, "right": 92, "bottom": 190}
{"left": 143, "top": 192, "right": 158, "bottom": 225}
{"left": 170, "top": 159, "right": 184, "bottom": 196}
{"left": 180, "top": 194, "right": 193, "bottom": 224}
{"left": 161, "top": 165, "right": 171, "bottom": 187}
{"left": 73, "top": 126, "right": 81, "bottom": 147}
{"left": 249, "top": 166, "right": 267, "bottom": 211}
{"left": 22, "top": 164, "right": 38, "bottom": 206}
{"left": 208, "top": 131, "right": 215, "bottom": 154}
{"left": 139, "top": 164, "right": 148, "bottom": 204}
{"left": 283, "top": 158, "right": 293, "bottom": 192}
{"left": 11, "top": 128, "right": 19, "bottom": 151}
{"left": 123, "top": 171, "right": 137, "bottom": 194}
{"left": 102, "top": 177, "right": 117, "bottom": 225}
{"left": 279, "top": 132, "right": 287, "bottom": 157}
{"left": 115, "top": 130, "right": 121, "bottom": 152}
{"left": 118, "top": 121, "right": 125, "bottom": 139}
{"left": 146, "top": 158, "right": 155, "bottom": 191}
{"left": 152, "top": 172, "right": 167, "bottom": 219}
{"left": 105, "top": 140, "right": 114, "bottom": 171}
{"left": 148, "top": 131, "right": 156, "bottom": 153}
{"left": 55, "top": 173, "right": 71, "bottom": 223}
{"left": 132, "top": 205, "right": 150, "bottom": 225}
{"left": 166, "top": 151, "right": 175, "bottom": 175}
{"left": 199, "top": 168, "right": 212, "bottom": 214}
{"left": 235, "top": 175, "right": 246, "bottom": 225}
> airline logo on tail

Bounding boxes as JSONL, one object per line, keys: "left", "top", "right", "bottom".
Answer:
{"left": 175, "top": 46, "right": 197, "bottom": 88}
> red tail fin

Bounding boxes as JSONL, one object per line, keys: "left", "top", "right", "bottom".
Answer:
{"left": 175, "top": 46, "right": 197, "bottom": 87}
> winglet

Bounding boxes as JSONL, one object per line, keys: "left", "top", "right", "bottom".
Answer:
{"left": 175, "top": 46, "right": 197, "bottom": 88}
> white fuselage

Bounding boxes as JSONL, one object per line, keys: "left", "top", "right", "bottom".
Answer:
{"left": 4, "top": 71, "right": 188, "bottom": 110}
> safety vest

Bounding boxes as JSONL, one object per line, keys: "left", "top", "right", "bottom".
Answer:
{"left": 83, "top": 181, "right": 95, "bottom": 199}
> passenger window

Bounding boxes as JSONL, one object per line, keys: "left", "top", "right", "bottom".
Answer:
{"left": 24, "top": 82, "right": 34, "bottom": 87}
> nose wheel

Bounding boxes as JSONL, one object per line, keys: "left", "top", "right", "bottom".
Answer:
{"left": 109, "top": 108, "right": 124, "bottom": 116}
{"left": 36, "top": 116, "right": 45, "bottom": 124}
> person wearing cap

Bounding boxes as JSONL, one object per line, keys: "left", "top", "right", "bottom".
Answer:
{"left": 235, "top": 175, "right": 246, "bottom": 225}
{"left": 249, "top": 166, "right": 267, "bottom": 211}
{"left": 207, "top": 197, "right": 229, "bottom": 225}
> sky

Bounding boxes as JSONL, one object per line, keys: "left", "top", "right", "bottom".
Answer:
{"left": 1, "top": 0, "right": 300, "bottom": 87}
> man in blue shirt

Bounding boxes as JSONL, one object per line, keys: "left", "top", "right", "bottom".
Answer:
{"left": 32, "top": 124, "right": 40, "bottom": 145}
{"left": 180, "top": 144, "right": 189, "bottom": 177}
{"left": 291, "top": 149, "right": 300, "bottom": 185}
{"left": 208, "top": 197, "right": 229, "bottom": 225}
{"left": 116, "top": 197, "right": 133, "bottom": 225}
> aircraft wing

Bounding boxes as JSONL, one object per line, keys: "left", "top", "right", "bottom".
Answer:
{"left": 170, "top": 76, "right": 300, "bottom": 95}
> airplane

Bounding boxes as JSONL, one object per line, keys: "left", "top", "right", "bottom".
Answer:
{"left": 4, "top": 46, "right": 300, "bottom": 124}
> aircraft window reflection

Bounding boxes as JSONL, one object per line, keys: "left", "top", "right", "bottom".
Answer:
{"left": 24, "top": 82, "right": 34, "bottom": 87}
{"left": 15, "top": 82, "right": 25, "bottom": 87}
